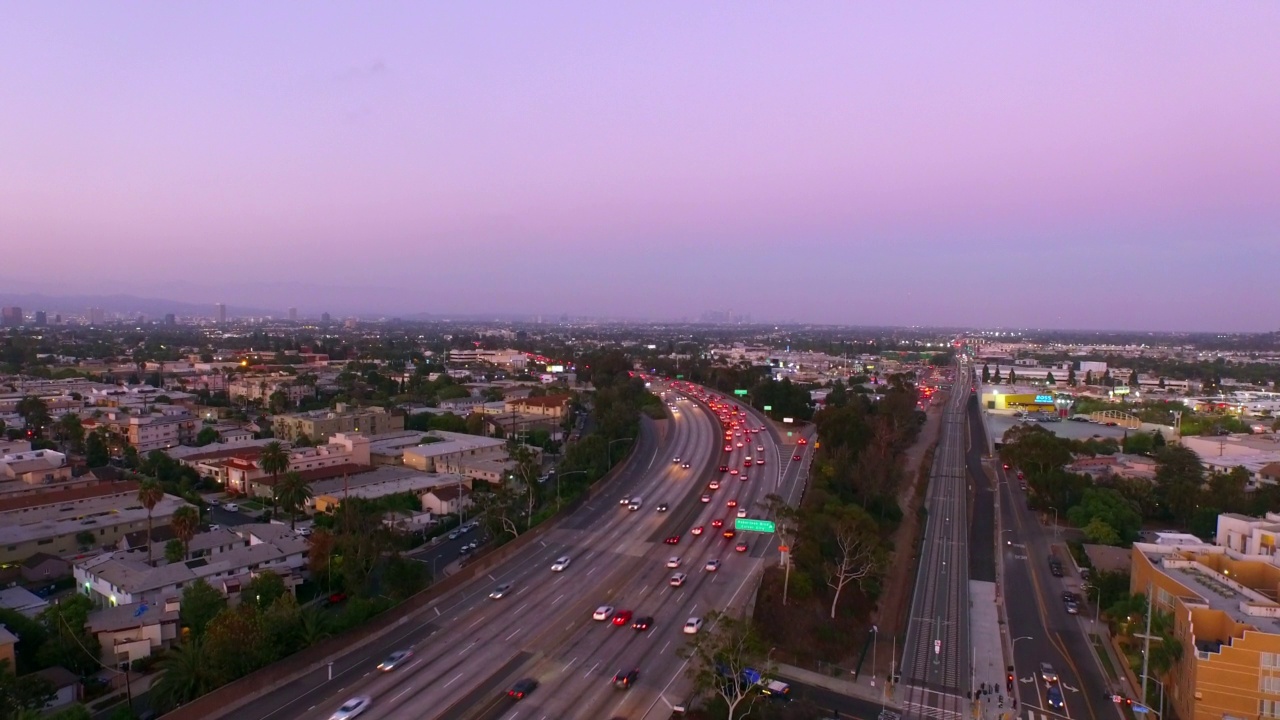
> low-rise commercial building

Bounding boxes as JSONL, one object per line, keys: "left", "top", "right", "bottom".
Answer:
{"left": 310, "top": 466, "right": 462, "bottom": 512}
{"left": 401, "top": 432, "right": 507, "bottom": 473}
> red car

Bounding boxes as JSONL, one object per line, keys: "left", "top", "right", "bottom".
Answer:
{"left": 735, "top": 541, "right": 749, "bottom": 552}
{"left": 797, "top": 438, "right": 807, "bottom": 445}
{"left": 727, "top": 499, "right": 738, "bottom": 508}
{"left": 792, "top": 455, "right": 802, "bottom": 461}
{"left": 711, "top": 518, "right": 724, "bottom": 528}
{"left": 612, "top": 610, "right": 634, "bottom": 626}
{"left": 664, "top": 535, "right": 681, "bottom": 545}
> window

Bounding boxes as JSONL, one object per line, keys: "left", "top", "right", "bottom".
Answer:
{"left": 1265, "top": 653, "right": 1280, "bottom": 669}
{"left": 37, "top": 539, "right": 53, "bottom": 545}
{"left": 1261, "top": 700, "right": 1280, "bottom": 719}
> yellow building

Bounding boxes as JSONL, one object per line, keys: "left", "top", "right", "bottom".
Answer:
{"left": 980, "top": 390, "right": 1057, "bottom": 412}
{"left": 1131, "top": 543, "right": 1280, "bottom": 720}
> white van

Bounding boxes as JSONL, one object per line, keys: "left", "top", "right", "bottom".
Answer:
{"left": 627, "top": 497, "right": 643, "bottom": 511}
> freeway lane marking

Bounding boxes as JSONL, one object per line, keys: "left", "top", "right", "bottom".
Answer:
{"left": 468, "top": 615, "right": 486, "bottom": 629}
{"left": 516, "top": 602, "right": 528, "bottom": 613}
{"left": 391, "top": 686, "right": 412, "bottom": 702}
{"left": 585, "top": 661, "right": 600, "bottom": 678}
{"left": 553, "top": 593, "right": 564, "bottom": 605}
{"left": 505, "top": 628, "right": 521, "bottom": 641}
{"left": 660, "top": 640, "right": 670, "bottom": 655}
{"left": 443, "top": 672, "right": 464, "bottom": 688}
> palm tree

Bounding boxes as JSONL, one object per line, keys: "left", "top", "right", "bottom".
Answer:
{"left": 274, "top": 471, "right": 313, "bottom": 530}
{"left": 137, "top": 479, "right": 165, "bottom": 566}
{"left": 151, "top": 639, "right": 217, "bottom": 711}
{"left": 171, "top": 505, "right": 200, "bottom": 561}
{"left": 258, "top": 441, "right": 290, "bottom": 513}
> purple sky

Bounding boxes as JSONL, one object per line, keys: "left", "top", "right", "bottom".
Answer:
{"left": 2, "top": 3, "right": 1278, "bottom": 330}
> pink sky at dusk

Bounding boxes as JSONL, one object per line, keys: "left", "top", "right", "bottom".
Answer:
{"left": 2, "top": 2, "right": 1277, "bottom": 329}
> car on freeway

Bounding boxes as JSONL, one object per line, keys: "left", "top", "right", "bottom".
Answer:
{"left": 489, "top": 583, "right": 513, "bottom": 600}
{"left": 612, "top": 669, "right": 639, "bottom": 689}
{"left": 727, "top": 499, "right": 738, "bottom": 507}
{"left": 1047, "top": 685, "right": 1064, "bottom": 709}
{"left": 667, "top": 556, "right": 681, "bottom": 568}
{"left": 792, "top": 454, "right": 802, "bottom": 461}
{"left": 739, "top": 474, "right": 748, "bottom": 481}
{"left": 729, "top": 469, "right": 739, "bottom": 476}
{"left": 723, "top": 529, "right": 736, "bottom": 539}
{"left": 507, "top": 678, "right": 538, "bottom": 700}
{"left": 664, "top": 535, "right": 680, "bottom": 544}
{"left": 328, "top": 696, "right": 372, "bottom": 720}
{"left": 1040, "top": 662, "right": 1058, "bottom": 684}
{"left": 711, "top": 518, "right": 724, "bottom": 528}
{"left": 737, "top": 508, "right": 748, "bottom": 518}
{"left": 724, "top": 444, "right": 733, "bottom": 452}
{"left": 632, "top": 616, "right": 653, "bottom": 630}
{"left": 672, "top": 457, "right": 681, "bottom": 463}
{"left": 691, "top": 526, "right": 704, "bottom": 536}
{"left": 619, "top": 496, "right": 632, "bottom": 506}
{"left": 735, "top": 541, "right": 749, "bottom": 552}
{"left": 656, "top": 503, "right": 669, "bottom": 512}
{"left": 612, "top": 610, "right": 634, "bottom": 626}
{"left": 593, "top": 605, "right": 615, "bottom": 621}
{"left": 757, "top": 445, "right": 765, "bottom": 452}
{"left": 756, "top": 459, "right": 765, "bottom": 465}
{"left": 705, "top": 559, "right": 721, "bottom": 572}
{"left": 551, "top": 556, "right": 572, "bottom": 572}
{"left": 719, "top": 465, "right": 729, "bottom": 473}
{"left": 709, "top": 480, "right": 720, "bottom": 490}
{"left": 736, "top": 442, "right": 744, "bottom": 448}
{"left": 377, "top": 650, "right": 413, "bottom": 672}
{"left": 670, "top": 573, "right": 687, "bottom": 587}
{"left": 1065, "top": 601, "right": 1079, "bottom": 615}
{"left": 683, "top": 617, "right": 703, "bottom": 634}
{"left": 700, "top": 494, "right": 711, "bottom": 503}
{"left": 797, "top": 438, "right": 807, "bottom": 445}
{"left": 681, "top": 462, "right": 691, "bottom": 469}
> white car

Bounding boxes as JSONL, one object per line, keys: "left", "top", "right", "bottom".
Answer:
{"left": 488, "top": 583, "right": 512, "bottom": 600}
{"left": 551, "top": 556, "right": 571, "bottom": 572}
{"left": 670, "top": 573, "right": 687, "bottom": 587}
{"left": 757, "top": 446, "right": 764, "bottom": 452}
{"left": 593, "top": 605, "right": 615, "bottom": 621}
{"left": 666, "top": 556, "right": 681, "bottom": 568}
{"left": 329, "top": 696, "right": 372, "bottom": 720}
{"left": 737, "top": 509, "right": 748, "bottom": 518}
{"left": 223, "top": 503, "right": 240, "bottom": 512}
{"left": 705, "top": 559, "right": 721, "bottom": 572}
{"left": 683, "top": 617, "right": 703, "bottom": 635}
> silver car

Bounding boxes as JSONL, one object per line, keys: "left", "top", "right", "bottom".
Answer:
{"left": 329, "top": 696, "right": 371, "bottom": 720}
{"left": 489, "top": 583, "right": 513, "bottom": 600}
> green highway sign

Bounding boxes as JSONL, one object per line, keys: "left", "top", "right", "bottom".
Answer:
{"left": 676, "top": 374, "right": 684, "bottom": 379}
{"left": 734, "top": 389, "right": 749, "bottom": 396}
{"left": 735, "top": 518, "right": 776, "bottom": 533}
{"left": 763, "top": 405, "right": 772, "bottom": 411}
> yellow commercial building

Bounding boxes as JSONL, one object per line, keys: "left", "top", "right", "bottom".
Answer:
{"left": 980, "top": 390, "right": 1058, "bottom": 412}
{"left": 1131, "top": 543, "right": 1280, "bottom": 720}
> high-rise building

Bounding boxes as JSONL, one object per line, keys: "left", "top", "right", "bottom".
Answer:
{"left": 164, "top": 313, "right": 176, "bottom": 326}
{"left": 33, "top": 311, "right": 47, "bottom": 326}
{"left": 215, "top": 303, "right": 227, "bottom": 324}
{"left": 88, "top": 307, "right": 105, "bottom": 325}
{"left": 1, "top": 307, "right": 22, "bottom": 326}
{"left": 289, "top": 307, "right": 298, "bottom": 322}
{"left": 320, "top": 312, "right": 331, "bottom": 324}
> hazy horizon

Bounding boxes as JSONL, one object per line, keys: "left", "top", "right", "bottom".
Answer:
{"left": 3, "top": 3, "right": 1278, "bottom": 331}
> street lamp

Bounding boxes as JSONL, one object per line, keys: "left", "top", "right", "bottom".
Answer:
{"left": 1047, "top": 506, "right": 1059, "bottom": 541}
{"left": 551, "top": 470, "right": 589, "bottom": 508}
{"left": 606, "top": 437, "right": 634, "bottom": 466}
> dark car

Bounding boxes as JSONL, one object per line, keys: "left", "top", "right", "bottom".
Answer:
{"left": 632, "top": 616, "right": 653, "bottom": 631}
{"left": 664, "top": 535, "right": 681, "bottom": 545}
{"left": 612, "top": 669, "right": 639, "bottom": 689}
{"left": 508, "top": 678, "right": 538, "bottom": 700}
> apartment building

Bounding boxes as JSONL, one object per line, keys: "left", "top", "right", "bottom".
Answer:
{"left": 272, "top": 405, "right": 403, "bottom": 442}
{"left": 503, "top": 394, "right": 570, "bottom": 419}
{"left": 227, "top": 375, "right": 315, "bottom": 405}
{"left": 401, "top": 432, "right": 507, "bottom": 473}
{"left": 220, "top": 433, "right": 371, "bottom": 494}
{"left": 0, "top": 448, "right": 72, "bottom": 485}
{"left": 75, "top": 523, "right": 307, "bottom": 608}
{"left": 86, "top": 409, "right": 199, "bottom": 453}
{"left": 1130, "top": 540, "right": 1280, "bottom": 720}
{"left": 0, "top": 481, "right": 189, "bottom": 564}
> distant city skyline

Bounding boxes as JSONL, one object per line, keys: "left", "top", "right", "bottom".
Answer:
{"left": 2, "top": 4, "right": 1278, "bottom": 331}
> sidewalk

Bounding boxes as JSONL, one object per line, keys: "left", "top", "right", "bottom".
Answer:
{"left": 775, "top": 662, "right": 902, "bottom": 710}
{"left": 970, "top": 581, "right": 1010, "bottom": 719}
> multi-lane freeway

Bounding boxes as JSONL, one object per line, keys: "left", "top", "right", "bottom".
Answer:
{"left": 901, "top": 367, "right": 972, "bottom": 720}
{"left": 224, "top": 380, "right": 813, "bottom": 720}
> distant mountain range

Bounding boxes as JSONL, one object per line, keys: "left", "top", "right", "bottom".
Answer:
{"left": 0, "top": 292, "right": 279, "bottom": 320}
